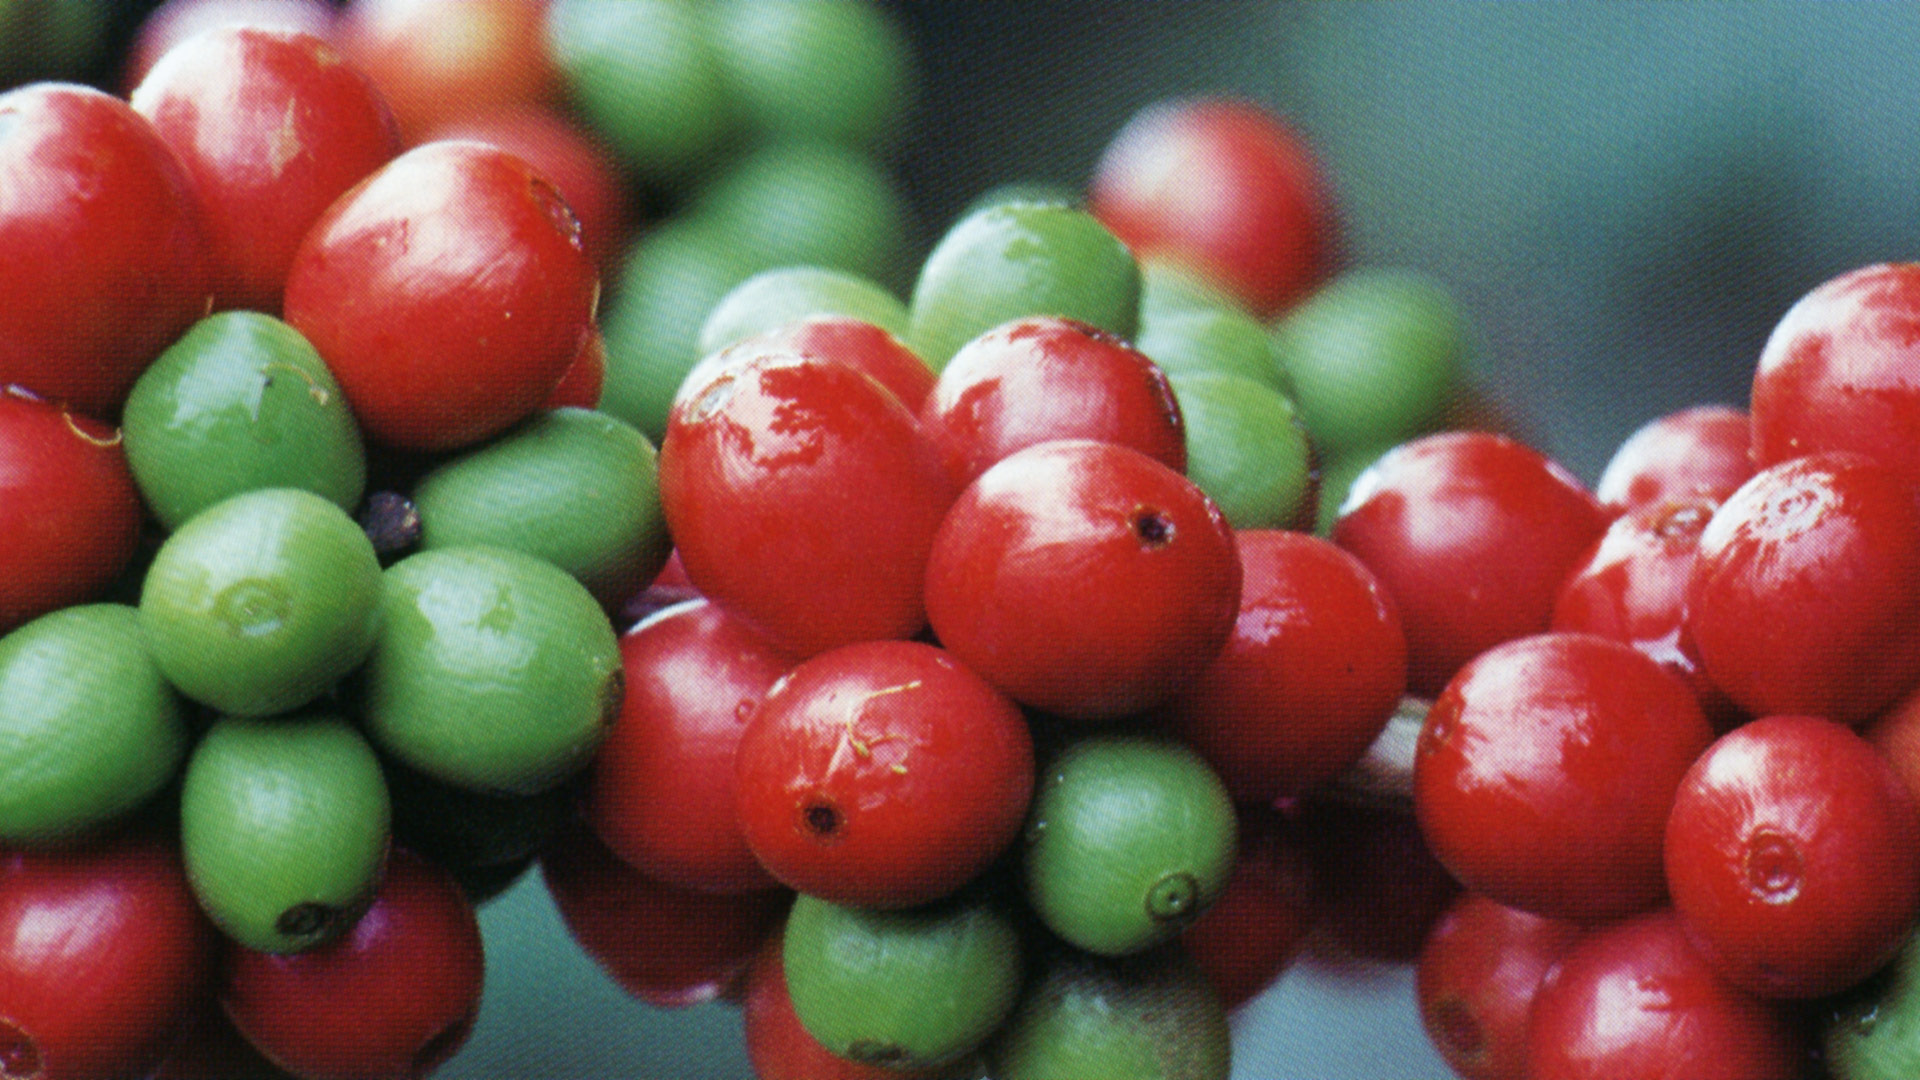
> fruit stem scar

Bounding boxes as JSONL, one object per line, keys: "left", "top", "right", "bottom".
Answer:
{"left": 260, "top": 360, "right": 331, "bottom": 405}
{"left": 276, "top": 901, "right": 342, "bottom": 940}
{"left": 1145, "top": 871, "right": 1200, "bottom": 921}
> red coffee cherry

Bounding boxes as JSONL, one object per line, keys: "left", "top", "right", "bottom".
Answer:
{"left": 1666, "top": 714, "right": 1920, "bottom": 1000}
{"left": 918, "top": 315, "right": 1186, "bottom": 490}
{"left": 661, "top": 350, "right": 955, "bottom": 658}
{"left": 1526, "top": 910, "right": 1807, "bottom": 1080}
{"left": 0, "top": 83, "right": 210, "bottom": 417}
{"left": 1414, "top": 633, "right": 1714, "bottom": 924}
{"left": 1180, "top": 806, "right": 1315, "bottom": 1010}
{"left": 585, "top": 598, "right": 793, "bottom": 895}
{"left": 1552, "top": 496, "right": 1742, "bottom": 729}
{"left": 752, "top": 315, "right": 937, "bottom": 413}
{"left": 0, "top": 830, "right": 219, "bottom": 1080}
{"left": 223, "top": 848, "right": 485, "bottom": 1080}
{"left": 1686, "top": 452, "right": 1920, "bottom": 725}
{"left": 0, "top": 389, "right": 144, "bottom": 635}
{"left": 924, "top": 439, "right": 1241, "bottom": 721}
{"left": 1594, "top": 404, "right": 1754, "bottom": 513}
{"left": 542, "top": 824, "right": 788, "bottom": 1010}
{"left": 734, "top": 640, "right": 1034, "bottom": 909}
{"left": 1416, "top": 893, "right": 1580, "bottom": 1080}
{"left": 1752, "top": 262, "right": 1920, "bottom": 480}
{"left": 1333, "top": 431, "right": 1608, "bottom": 697}
{"left": 1160, "top": 529, "right": 1406, "bottom": 804}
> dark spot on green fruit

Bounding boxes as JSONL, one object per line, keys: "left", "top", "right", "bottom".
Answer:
{"left": 845, "top": 1039, "right": 910, "bottom": 1065}
{"left": 276, "top": 901, "right": 342, "bottom": 940}
{"left": 1132, "top": 508, "right": 1175, "bottom": 547}
{"left": 1145, "top": 872, "right": 1200, "bottom": 922}
{"left": 0, "top": 1019, "right": 41, "bottom": 1080}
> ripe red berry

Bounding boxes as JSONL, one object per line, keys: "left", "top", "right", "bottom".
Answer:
{"left": 586, "top": 598, "right": 793, "bottom": 895}
{"left": 1686, "top": 452, "right": 1920, "bottom": 725}
{"left": 1416, "top": 893, "right": 1580, "bottom": 1080}
{"left": 1333, "top": 431, "right": 1608, "bottom": 697}
{"left": 1666, "top": 714, "right": 1920, "bottom": 999}
{"left": 924, "top": 439, "right": 1240, "bottom": 721}
{"left": 223, "top": 848, "right": 485, "bottom": 1080}
{"left": 918, "top": 315, "right": 1186, "bottom": 490}
{"left": 661, "top": 350, "right": 955, "bottom": 658}
{"left": 1180, "top": 806, "right": 1315, "bottom": 1010}
{"left": 1594, "top": 404, "right": 1754, "bottom": 513}
{"left": 1414, "top": 633, "right": 1714, "bottom": 923}
{"left": 734, "top": 640, "right": 1034, "bottom": 909}
{"left": 1161, "top": 529, "right": 1405, "bottom": 804}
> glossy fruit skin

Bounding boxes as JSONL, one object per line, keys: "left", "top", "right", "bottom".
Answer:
{"left": 782, "top": 892, "right": 1023, "bottom": 1070}
{"left": 223, "top": 848, "right": 484, "bottom": 1080}
{"left": 542, "top": 823, "right": 789, "bottom": 1009}
{"left": 181, "top": 715, "right": 391, "bottom": 954}
{"left": 0, "top": 830, "right": 219, "bottom": 1080}
{"left": 1686, "top": 452, "right": 1920, "bottom": 725}
{"left": 909, "top": 201, "right": 1141, "bottom": 370}
{"left": 413, "top": 407, "right": 671, "bottom": 609}
{"left": 920, "top": 316, "right": 1186, "bottom": 489}
{"left": 697, "top": 268, "right": 912, "bottom": 358}
{"left": 1332, "top": 431, "right": 1609, "bottom": 697}
{"left": 991, "top": 945, "right": 1232, "bottom": 1080}
{"left": 1415, "top": 893, "right": 1581, "bottom": 1080}
{"left": 121, "top": 311, "right": 366, "bottom": 530}
{"left": 425, "top": 106, "right": 635, "bottom": 279}
{"left": 1666, "top": 714, "right": 1920, "bottom": 1000}
{"left": 338, "top": 0, "right": 559, "bottom": 142}
{"left": 131, "top": 25, "right": 400, "bottom": 313}
{"left": 283, "top": 139, "right": 598, "bottom": 451}
{"left": 660, "top": 350, "right": 954, "bottom": 658}
{"left": 140, "top": 487, "right": 383, "bottom": 716}
{"left": 586, "top": 598, "right": 792, "bottom": 894}
{"left": 1594, "top": 404, "right": 1754, "bottom": 512}
{"left": 1090, "top": 97, "right": 1336, "bottom": 319}
{"left": 735, "top": 640, "right": 1034, "bottom": 909}
{"left": 1552, "top": 496, "right": 1740, "bottom": 728}
{"left": 544, "top": 324, "right": 605, "bottom": 410}
{"left": 1161, "top": 530, "right": 1404, "bottom": 804}
{"left": 1526, "top": 910, "right": 1806, "bottom": 1080}
{"left": 742, "top": 932, "right": 963, "bottom": 1080}
{"left": 360, "top": 546, "right": 623, "bottom": 795}
{"left": 1752, "top": 262, "right": 1920, "bottom": 480}
{"left": 1025, "top": 737, "right": 1237, "bottom": 957}
{"left": 677, "top": 317, "right": 934, "bottom": 424}
{"left": 123, "top": 0, "right": 339, "bottom": 90}
{"left": 0, "top": 604, "right": 186, "bottom": 845}
{"left": 1414, "top": 633, "right": 1714, "bottom": 923}
{"left": 925, "top": 439, "right": 1240, "bottom": 721}
{"left": 0, "top": 388, "right": 143, "bottom": 635}
{"left": 1179, "top": 806, "right": 1315, "bottom": 1010}
{"left": 711, "top": 0, "right": 915, "bottom": 149}
{"left": 0, "top": 82, "right": 210, "bottom": 418}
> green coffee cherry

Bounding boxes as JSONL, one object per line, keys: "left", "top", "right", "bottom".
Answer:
{"left": 697, "top": 265, "right": 910, "bottom": 355}
{"left": 599, "top": 218, "right": 760, "bottom": 443}
{"left": 122, "top": 311, "right": 365, "bottom": 531}
{"left": 1024, "top": 737, "right": 1237, "bottom": 957}
{"left": 1270, "top": 268, "right": 1470, "bottom": 455}
{"left": 360, "top": 547, "right": 622, "bottom": 796}
{"left": 181, "top": 715, "right": 390, "bottom": 953}
{"left": 711, "top": 0, "right": 914, "bottom": 148}
{"left": 0, "top": 604, "right": 186, "bottom": 844}
{"left": 1138, "top": 258, "right": 1243, "bottom": 324}
{"left": 1137, "top": 304, "right": 1292, "bottom": 394}
{"left": 909, "top": 202, "right": 1140, "bottom": 370}
{"left": 783, "top": 893, "right": 1023, "bottom": 1070}
{"left": 1170, "top": 371, "right": 1313, "bottom": 530}
{"left": 413, "top": 408, "right": 670, "bottom": 607}
{"left": 1829, "top": 927, "right": 1920, "bottom": 1079}
{"left": 993, "top": 947, "right": 1232, "bottom": 1080}
{"left": 546, "top": 0, "right": 732, "bottom": 182}
{"left": 139, "top": 488, "right": 382, "bottom": 717}
{"left": 696, "top": 141, "right": 911, "bottom": 288}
